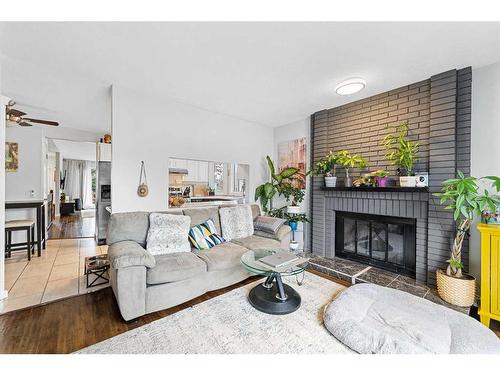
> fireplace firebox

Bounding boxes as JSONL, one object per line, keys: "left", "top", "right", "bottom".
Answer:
{"left": 335, "top": 211, "right": 416, "bottom": 277}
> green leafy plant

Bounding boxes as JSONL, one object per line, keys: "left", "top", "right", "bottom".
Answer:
{"left": 254, "top": 156, "right": 299, "bottom": 213}
{"left": 434, "top": 171, "right": 500, "bottom": 278}
{"left": 268, "top": 206, "right": 309, "bottom": 224}
{"left": 336, "top": 151, "right": 369, "bottom": 180}
{"left": 370, "top": 169, "right": 390, "bottom": 178}
{"left": 309, "top": 150, "right": 341, "bottom": 176}
{"left": 280, "top": 182, "right": 305, "bottom": 206}
{"left": 382, "top": 121, "right": 419, "bottom": 176}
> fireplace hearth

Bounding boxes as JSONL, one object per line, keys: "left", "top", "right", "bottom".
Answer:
{"left": 335, "top": 211, "right": 416, "bottom": 277}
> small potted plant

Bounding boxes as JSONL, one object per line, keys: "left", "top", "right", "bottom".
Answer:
{"left": 371, "top": 170, "right": 390, "bottom": 187}
{"left": 382, "top": 121, "right": 419, "bottom": 187}
{"left": 309, "top": 150, "right": 340, "bottom": 187}
{"left": 337, "top": 150, "right": 369, "bottom": 187}
{"left": 434, "top": 171, "right": 500, "bottom": 307}
{"left": 280, "top": 182, "right": 305, "bottom": 214}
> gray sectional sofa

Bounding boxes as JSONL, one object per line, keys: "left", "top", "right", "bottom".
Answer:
{"left": 106, "top": 204, "right": 291, "bottom": 321}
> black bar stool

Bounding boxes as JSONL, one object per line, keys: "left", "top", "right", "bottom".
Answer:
{"left": 5, "top": 220, "right": 36, "bottom": 261}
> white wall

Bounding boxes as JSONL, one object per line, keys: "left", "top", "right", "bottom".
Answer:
{"left": 1, "top": 60, "right": 9, "bottom": 299}
{"left": 273, "top": 118, "right": 310, "bottom": 250}
{"left": 470, "top": 61, "right": 500, "bottom": 281}
{"left": 5, "top": 126, "right": 44, "bottom": 201}
{"left": 111, "top": 85, "right": 274, "bottom": 213}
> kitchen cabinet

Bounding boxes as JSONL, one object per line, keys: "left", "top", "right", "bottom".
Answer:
{"left": 187, "top": 160, "right": 198, "bottom": 181}
{"left": 97, "top": 143, "right": 111, "bottom": 162}
{"left": 197, "top": 161, "right": 209, "bottom": 182}
{"left": 169, "top": 159, "right": 188, "bottom": 169}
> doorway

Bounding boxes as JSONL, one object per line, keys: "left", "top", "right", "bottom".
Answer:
{"left": 46, "top": 139, "right": 96, "bottom": 240}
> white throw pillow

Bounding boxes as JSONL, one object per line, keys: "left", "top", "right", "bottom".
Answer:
{"left": 146, "top": 213, "right": 191, "bottom": 255}
{"left": 219, "top": 205, "right": 254, "bottom": 241}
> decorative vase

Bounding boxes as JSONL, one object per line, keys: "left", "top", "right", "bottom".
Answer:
{"left": 375, "top": 176, "right": 389, "bottom": 187}
{"left": 399, "top": 176, "right": 416, "bottom": 187}
{"left": 289, "top": 221, "right": 298, "bottom": 232}
{"left": 436, "top": 269, "right": 476, "bottom": 307}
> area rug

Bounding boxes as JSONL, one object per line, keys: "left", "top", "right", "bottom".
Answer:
{"left": 77, "top": 272, "right": 353, "bottom": 354}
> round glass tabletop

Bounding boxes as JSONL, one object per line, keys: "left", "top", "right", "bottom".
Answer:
{"left": 240, "top": 248, "right": 309, "bottom": 276}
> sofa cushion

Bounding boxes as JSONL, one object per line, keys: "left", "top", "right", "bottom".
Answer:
{"left": 147, "top": 252, "right": 207, "bottom": 285}
{"left": 253, "top": 216, "right": 286, "bottom": 235}
{"left": 146, "top": 213, "right": 191, "bottom": 256}
{"left": 107, "top": 212, "right": 150, "bottom": 247}
{"left": 183, "top": 207, "right": 222, "bottom": 236}
{"left": 188, "top": 219, "right": 226, "bottom": 250}
{"left": 194, "top": 241, "right": 249, "bottom": 271}
{"left": 231, "top": 235, "right": 281, "bottom": 250}
{"left": 219, "top": 205, "right": 254, "bottom": 241}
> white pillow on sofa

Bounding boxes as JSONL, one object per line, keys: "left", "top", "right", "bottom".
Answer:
{"left": 219, "top": 205, "right": 254, "bottom": 241}
{"left": 146, "top": 213, "right": 191, "bottom": 255}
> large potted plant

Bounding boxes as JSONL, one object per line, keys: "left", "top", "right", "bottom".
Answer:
{"left": 254, "top": 156, "right": 299, "bottom": 213}
{"left": 309, "top": 150, "right": 340, "bottom": 187}
{"left": 382, "top": 121, "right": 419, "bottom": 187}
{"left": 434, "top": 171, "right": 500, "bottom": 307}
{"left": 336, "top": 150, "right": 369, "bottom": 187}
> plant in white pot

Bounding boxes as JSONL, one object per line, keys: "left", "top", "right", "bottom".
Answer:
{"left": 382, "top": 121, "right": 419, "bottom": 187}
{"left": 434, "top": 171, "right": 500, "bottom": 307}
{"left": 336, "top": 150, "right": 369, "bottom": 187}
{"left": 309, "top": 150, "right": 340, "bottom": 187}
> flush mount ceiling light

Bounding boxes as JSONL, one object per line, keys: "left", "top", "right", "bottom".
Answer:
{"left": 335, "top": 78, "right": 366, "bottom": 95}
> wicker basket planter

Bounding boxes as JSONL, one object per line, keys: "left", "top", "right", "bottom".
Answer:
{"left": 436, "top": 269, "right": 476, "bottom": 307}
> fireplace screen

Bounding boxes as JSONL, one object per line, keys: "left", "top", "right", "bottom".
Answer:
{"left": 335, "top": 211, "right": 416, "bottom": 277}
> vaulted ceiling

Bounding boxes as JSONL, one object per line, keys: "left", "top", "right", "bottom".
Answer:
{"left": 1, "top": 22, "right": 500, "bottom": 132}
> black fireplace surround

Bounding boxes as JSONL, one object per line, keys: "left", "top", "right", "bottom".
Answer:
{"left": 335, "top": 211, "right": 416, "bottom": 277}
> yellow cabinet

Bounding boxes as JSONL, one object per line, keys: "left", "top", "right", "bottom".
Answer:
{"left": 478, "top": 224, "right": 500, "bottom": 327}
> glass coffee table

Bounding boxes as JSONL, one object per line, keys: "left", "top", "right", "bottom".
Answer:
{"left": 240, "top": 248, "right": 309, "bottom": 315}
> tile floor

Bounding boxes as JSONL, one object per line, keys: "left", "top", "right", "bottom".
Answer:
{"left": 308, "top": 255, "right": 470, "bottom": 314}
{"left": 1, "top": 238, "right": 109, "bottom": 314}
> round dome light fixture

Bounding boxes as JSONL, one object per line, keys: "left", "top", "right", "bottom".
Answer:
{"left": 335, "top": 78, "right": 366, "bottom": 96}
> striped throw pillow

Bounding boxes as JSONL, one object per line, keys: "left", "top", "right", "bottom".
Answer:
{"left": 188, "top": 219, "right": 225, "bottom": 250}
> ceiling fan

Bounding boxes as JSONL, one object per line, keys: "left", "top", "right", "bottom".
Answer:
{"left": 5, "top": 100, "right": 59, "bottom": 127}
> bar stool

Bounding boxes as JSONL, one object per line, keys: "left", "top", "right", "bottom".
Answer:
{"left": 5, "top": 220, "right": 36, "bottom": 261}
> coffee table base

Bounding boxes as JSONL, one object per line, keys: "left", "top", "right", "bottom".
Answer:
{"left": 248, "top": 279, "right": 301, "bottom": 315}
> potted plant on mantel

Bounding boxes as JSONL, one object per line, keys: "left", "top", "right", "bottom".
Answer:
{"left": 434, "top": 171, "right": 500, "bottom": 307}
{"left": 309, "top": 150, "right": 341, "bottom": 187}
{"left": 336, "top": 150, "right": 369, "bottom": 187}
{"left": 371, "top": 169, "right": 390, "bottom": 187}
{"left": 382, "top": 121, "right": 419, "bottom": 187}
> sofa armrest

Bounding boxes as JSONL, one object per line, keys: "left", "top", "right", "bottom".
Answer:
{"left": 108, "top": 240, "right": 156, "bottom": 269}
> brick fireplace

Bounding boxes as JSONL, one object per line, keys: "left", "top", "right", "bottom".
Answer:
{"left": 309, "top": 68, "right": 472, "bottom": 286}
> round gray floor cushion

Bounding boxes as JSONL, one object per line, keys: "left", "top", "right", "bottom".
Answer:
{"left": 324, "top": 283, "right": 500, "bottom": 354}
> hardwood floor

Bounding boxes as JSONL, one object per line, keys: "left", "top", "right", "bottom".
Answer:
{"left": 0, "top": 270, "right": 348, "bottom": 354}
{"left": 48, "top": 212, "right": 95, "bottom": 239}
{"left": 0, "top": 269, "right": 496, "bottom": 354}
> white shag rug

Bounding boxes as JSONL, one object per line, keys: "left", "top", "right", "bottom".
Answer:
{"left": 77, "top": 272, "right": 353, "bottom": 354}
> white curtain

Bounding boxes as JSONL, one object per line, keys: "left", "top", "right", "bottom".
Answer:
{"left": 63, "top": 159, "right": 95, "bottom": 209}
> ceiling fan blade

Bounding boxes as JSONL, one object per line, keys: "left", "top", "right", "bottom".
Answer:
{"left": 22, "top": 118, "right": 59, "bottom": 126}
{"left": 7, "top": 108, "right": 27, "bottom": 117}
{"left": 19, "top": 121, "right": 33, "bottom": 127}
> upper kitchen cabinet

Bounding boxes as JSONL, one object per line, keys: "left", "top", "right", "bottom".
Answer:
{"left": 197, "top": 161, "right": 209, "bottom": 182}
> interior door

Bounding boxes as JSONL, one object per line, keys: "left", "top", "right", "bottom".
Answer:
{"left": 491, "top": 235, "right": 500, "bottom": 316}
